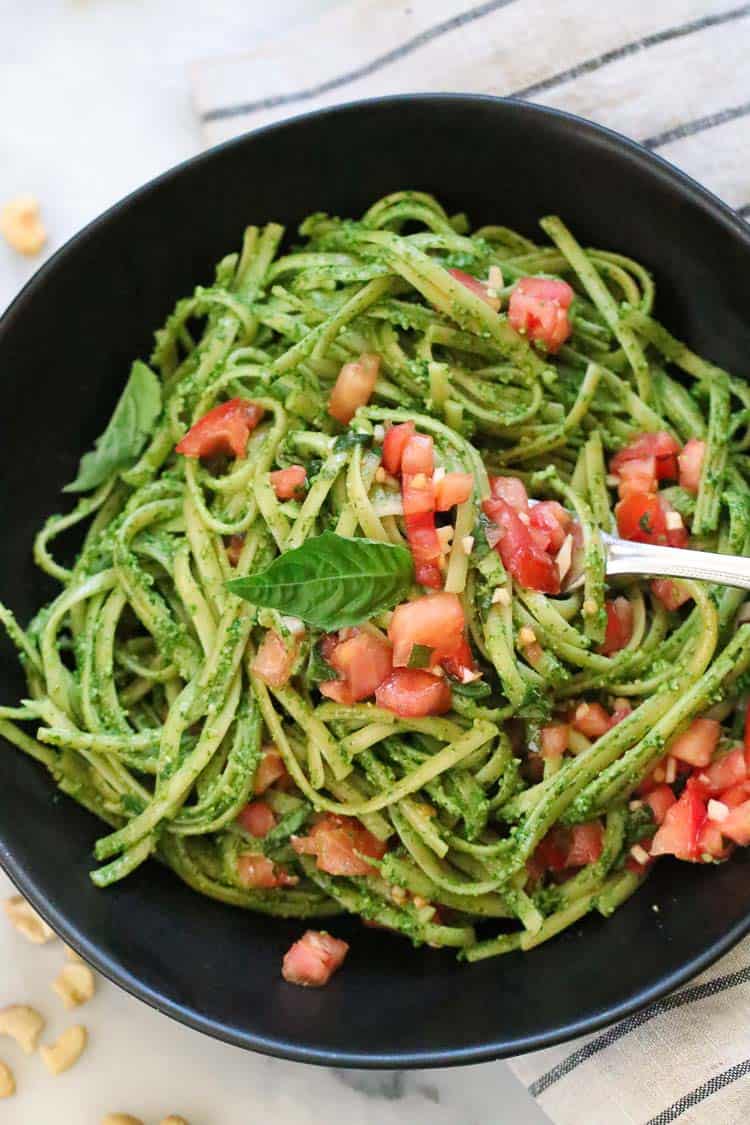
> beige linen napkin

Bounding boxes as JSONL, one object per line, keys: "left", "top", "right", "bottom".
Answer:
{"left": 191, "top": 4, "right": 750, "bottom": 1121}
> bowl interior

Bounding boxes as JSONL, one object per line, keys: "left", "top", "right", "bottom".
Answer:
{"left": 1, "top": 95, "right": 750, "bottom": 1066}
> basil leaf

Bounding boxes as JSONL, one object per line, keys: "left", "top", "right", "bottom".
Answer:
{"left": 227, "top": 531, "right": 414, "bottom": 630}
{"left": 407, "top": 644, "right": 433, "bottom": 669}
{"left": 306, "top": 643, "right": 340, "bottom": 686}
{"left": 65, "top": 361, "right": 161, "bottom": 492}
{"left": 450, "top": 678, "right": 492, "bottom": 699}
{"left": 332, "top": 431, "right": 371, "bottom": 453}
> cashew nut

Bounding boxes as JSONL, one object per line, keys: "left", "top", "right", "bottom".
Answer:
{"left": 0, "top": 1005, "right": 45, "bottom": 1054}
{"left": 3, "top": 895, "right": 55, "bottom": 944}
{"left": 160, "top": 1118, "right": 189, "bottom": 1125}
{"left": 52, "top": 962, "right": 96, "bottom": 1010}
{"left": 40, "top": 1025, "right": 87, "bottom": 1075}
{"left": 0, "top": 1061, "right": 15, "bottom": 1098}
{"left": 0, "top": 195, "right": 47, "bottom": 256}
{"left": 64, "top": 945, "right": 84, "bottom": 963}
{"left": 101, "top": 1116, "right": 144, "bottom": 1125}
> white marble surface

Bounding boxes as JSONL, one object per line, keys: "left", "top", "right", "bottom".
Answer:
{"left": 0, "top": 3, "right": 550, "bottom": 1121}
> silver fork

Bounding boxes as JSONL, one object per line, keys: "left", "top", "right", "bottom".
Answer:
{"left": 590, "top": 533, "right": 750, "bottom": 592}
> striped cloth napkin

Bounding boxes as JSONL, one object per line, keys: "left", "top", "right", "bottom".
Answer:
{"left": 191, "top": 3, "right": 750, "bottom": 1121}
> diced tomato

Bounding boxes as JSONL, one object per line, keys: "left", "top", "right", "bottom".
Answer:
{"left": 403, "top": 511, "right": 443, "bottom": 589}
{"left": 693, "top": 747, "right": 747, "bottom": 795}
{"left": 718, "top": 781, "right": 750, "bottom": 808}
{"left": 254, "top": 745, "right": 289, "bottom": 795}
{"left": 662, "top": 497, "right": 689, "bottom": 548}
{"left": 282, "top": 930, "right": 349, "bottom": 988}
{"left": 237, "top": 800, "right": 276, "bottom": 838}
{"left": 488, "top": 475, "right": 529, "bottom": 513}
{"left": 270, "top": 465, "right": 307, "bottom": 500}
{"left": 440, "top": 635, "right": 477, "bottom": 682}
{"left": 650, "top": 786, "right": 707, "bottom": 861}
{"left": 598, "top": 597, "right": 634, "bottom": 656}
{"left": 610, "top": 432, "right": 681, "bottom": 482}
{"left": 616, "top": 457, "right": 657, "bottom": 500}
{"left": 643, "top": 784, "right": 677, "bottom": 826}
{"left": 328, "top": 353, "right": 380, "bottom": 424}
{"left": 252, "top": 630, "right": 298, "bottom": 688}
{"left": 541, "top": 723, "right": 570, "bottom": 759}
{"left": 382, "top": 422, "right": 415, "bottom": 476}
{"left": 745, "top": 700, "right": 750, "bottom": 769}
{"left": 508, "top": 277, "right": 574, "bottom": 354}
{"left": 375, "top": 668, "right": 452, "bottom": 717}
{"left": 718, "top": 799, "right": 750, "bottom": 846}
{"left": 319, "top": 629, "right": 393, "bottom": 704}
{"left": 237, "top": 853, "right": 297, "bottom": 889}
{"left": 447, "top": 267, "right": 501, "bottom": 311}
{"left": 572, "top": 702, "right": 611, "bottom": 739}
{"left": 292, "top": 814, "right": 386, "bottom": 876}
{"left": 608, "top": 702, "right": 632, "bottom": 728}
{"left": 667, "top": 718, "right": 720, "bottom": 768}
{"left": 434, "top": 472, "right": 473, "bottom": 511}
{"left": 678, "top": 438, "right": 706, "bottom": 494}
{"left": 697, "top": 819, "right": 732, "bottom": 860}
{"left": 483, "top": 496, "right": 560, "bottom": 594}
{"left": 389, "top": 593, "right": 466, "bottom": 667}
{"left": 529, "top": 501, "right": 571, "bottom": 553}
{"left": 615, "top": 492, "right": 668, "bottom": 545}
{"left": 401, "top": 433, "right": 434, "bottom": 476}
{"left": 565, "top": 822, "right": 604, "bottom": 867}
{"left": 531, "top": 828, "right": 570, "bottom": 874}
{"left": 651, "top": 578, "right": 693, "bottom": 612}
{"left": 402, "top": 471, "right": 436, "bottom": 516}
{"left": 226, "top": 533, "right": 245, "bottom": 567}
{"left": 176, "top": 398, "right": 264, "bottom": 460}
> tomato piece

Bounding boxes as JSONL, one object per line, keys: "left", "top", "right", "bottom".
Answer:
{"left": 662, "top": 497, "right": 689, "bottom": 548}
{"left": 402, "top": 434, "right": 434, "bottom": 476}
{"left": 693, "top": 747, "right": 747, "bottom": 795}
{"left": 292, "top": 814, "right": 386, "bottom": 876}
{"left": 434, "top": 472, "right": 474, "bottom": 511}
{"left": 375, "top": 668, "right": 452, "bottom": 717}
{"left": 252, "top": 630, "right": 298, "bottom": 688}
{"left": 319, "top": 629, "right": 393, "bottom": 704}
{"left": 529, "top": 501, "right": 571, "bottom": 554}
{"left": 328, "top": 353, "right": 380, "bottom": 424}
{"left": 598, "top": 597, "right": 634, "bottom": 656}
{"left": 532, "top": 827, "right": 570, "bottom": 873}
{"left": 237, "top": 853, "right": 297, "bottom": 889}
{"left": 572, "top": 702, "right": 611, "bottom": 739}
{"left": 389, "top": 593, "right": 467, "bottom": 667}
{"left": 448, "top": 267, "right": 501, "bottom": 311}
{"left": 615, "top": 492, "right": 669, "bottom": 544}
{"left": 440, "top": 635, "right": 477, "bottom": 682}
{"left": 541, "top": 723, "right": 570, "bottom": 759}
{"left": 718, "top": 799, "right": 750, "bottom": 846}
{"left": 382, "top": 421, "right": 415, "bottom": 475}
{"left": 565, "top": 822, "right": 604, "bottom": 867}
{"left": 403, "top": 511, "right": 443, "bottom": 589}
{"left": 402, "top": 471, "right": 436, "bottom": 516}
{"left": 237, "top": 800, "right": 276, "bottom": 838}
{"left": 508, "top": 277, "right": 574, "bottom": 354}
{"left": 225, "top": 533, "right": 245, "bottom": 567}
{"left": 745, "top": 700, "right": 750, "bottom": 769}
{"left": 667, "top": 718, "right": 720, "bottom": 768}
{"left": 697, "top": 819, "right": 732, "bottom": 860}
{"left": 176, "top": 398, "right": 264, "bottom": 460}
{"left": 719, "top": 781, "right": 750, "bottom": 808}
{"left": 678, "top": 437, "right": 706, "bottom": 494}
{"left": 282, "top": 930, "right": 349, "bottom": 988}
{"left": 610, "top": 432, "right": 681, "bottom": 481}
{"left": 651, "top": 578, "right": 693, "bottom": 611}
{"left": 608, "top": 702, "right": 632, "bottom": 728}
{"left": 488, "top": 475, "right": 529, "bottom": 513}
{"left": 616, "top": 457, "right": 657, "bottom": 500}
{"left": 270, "top": 465, "right": 307, "bottom": 500}
{"left": 644, "top": 784, "right": 677, "bottom": 826}
{"left": 483, "top": 496, "right": 560, "bottom": 594}
{"left": 253, "top": 745, "right": 288, "bottom": 795}
{"left": 650, "top": 787, "right": 707, "bottom": 861}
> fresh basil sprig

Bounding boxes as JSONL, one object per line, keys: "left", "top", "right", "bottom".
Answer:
{"left": 65, "top": 361, "right": 161, "bottom": 492}
{"left": 227, "top": 531, "right": 414, "bottom": 631}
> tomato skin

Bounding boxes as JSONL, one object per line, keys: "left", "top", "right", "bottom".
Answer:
{"left": 402, "top": 472, "right": 436, "bottom": 516}
{"left": 292, "top": 814, "right": 386, "bottom": 876}
{"left": 541, "top": 723, "right": 570, "bottom": 759}
{"left": 389, "top": 593, "right": 467, "bottom": 667}
{"left": 530, "top": 828, "right": 570, "bottom": 875}
{"left": 328, "top": 353, "right": 380, "bottom": 424}
{"left": 403, "top": 511, "right": 443, "bottom": 588}
{"left": 644, "top": 784, "right": 677, "bottom": 826}
{"left": 483, "top": 496, "right": 560, "bottom": 594}
{"left": 667, "top": 718, "right": 720, "bottom": 768}
{"left": 598, "top": 597, "right": 634, "bottom": 656}
{"left": 719, "top": 780, "right": 750, "bottom": 808}
{"left": 176, "top": 398, "right": 264, "bottom": 460}
{"left": 615, "top": 492, "right": 668, "bottom": 544}
{"left": 401, "top": 434, "right": 434, "bottom": 476}
{"left": 651, "top": 578, "right": 693, "bottom": 611}
{"left": 572, "top": 702, "right": 611, "bottom": 739}
{"left": 318, "top": 629, "right": 393, "bottom": 704}
{"left": 434, "top": 472, "right": 474, "bottom": 511}
{"left": 270, "top": 465, "right": 307, "bottom": 500}
{"left": 237, "top": 853, "right": 297, "bottom": 889}
{"left": 282, "top": 930, "right": 349, "bottom": 988}
{"left": 692, "top": 747, "right": 747, "bottom": 795}
{"left": 253, "top": 745, "right": 288, "bottom": 795}
{"left": 508, "top": 277, "right": 574, "bottom": 354}
{"left": 610, "top": 432, "right": 680, "bottom": 481}
{"left": 488, "top": 475, "right": 529, "bottom": 513}
{"left": 650, "top": 786, "right": 707, "bottom": 861}
{"left": 447, "top": 268, "right": 501, "bottom": 311}
{"left": 678, "top": 437, "right": 706, "bottom": 493}
{"left": 565, "top": 822, "right": 604, "bottom": 867}
{"left": 529, "top": 501, "right": 571, "bottom": 553}
{"left": 237, "top": 800, "right": 276, "bottom": 838}
{"left": 616, "top": 457, "right": 657, "bottom": 500}
{"left": 382, "top": 422, "right": 415, "bottom": 475}
{"left": 375, "top": 668, "right": 452, "bottom": 717}
{"left": 252, "top": 630, "right": 298, "bottom": 688}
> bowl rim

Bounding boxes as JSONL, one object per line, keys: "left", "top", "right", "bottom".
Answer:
{"left": 2, "top": 92, "right": 750, "bottom": 1069}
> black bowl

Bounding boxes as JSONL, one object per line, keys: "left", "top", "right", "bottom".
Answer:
{"left": 1, "top": 95, "right": 749, "bottom": 1068}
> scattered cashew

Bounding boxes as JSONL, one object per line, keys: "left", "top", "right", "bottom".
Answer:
{"left": 40, "top": 1025, "right": 87, "bottom": 1075}
{"left": 101, "top": 1116, "right": 144, "bottom": 1125}
{"left": 0, "top": 1061, "right": 15, "bottom": 1098}
{"left": 3, "top": 895, "right": 55, "bottom": 944}
{"left": 0, "top": 1005, "right": 45, "bottom": 1054}
{"left": 53, "top": 962, "right": 96, "bottom": 1010}
{"left": 0, "top": 195, "right": 47, "bottom": 256}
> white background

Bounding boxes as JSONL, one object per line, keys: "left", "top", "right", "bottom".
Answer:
{"left": 0, "top": 2, "right": 548, "bottom": 1121}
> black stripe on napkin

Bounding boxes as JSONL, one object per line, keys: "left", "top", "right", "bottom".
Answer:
{"left": 642, "top": 100, "right": 750, "bottom": 148}
{"left": 514, "top": 4, "right": 750, "bottom": 100}
{"left": 202, "top": 0, "right": 518, "bottom": 123}
{"left": 645, "top": 1057, "right": 750, "bottom": 1125}
{"left": 529, "top": 964, "right": 750, "bottom": 1097}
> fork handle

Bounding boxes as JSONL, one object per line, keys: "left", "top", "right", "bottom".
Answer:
{"left": 604, "top": 536, "right": 750, "bottom": 591}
